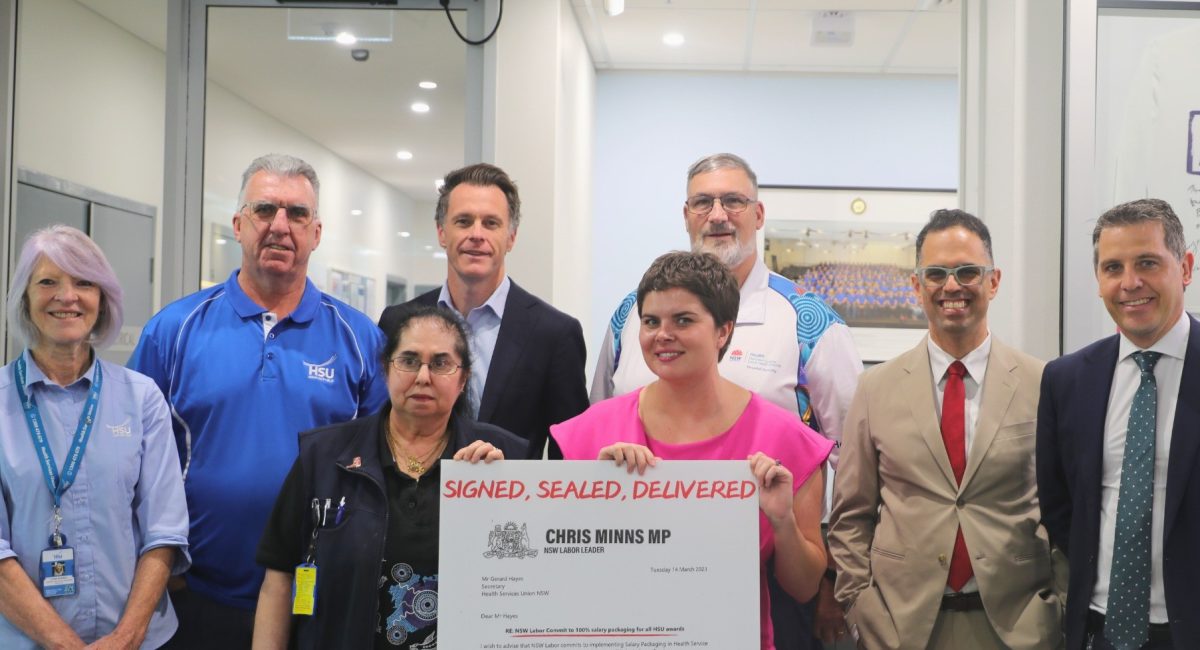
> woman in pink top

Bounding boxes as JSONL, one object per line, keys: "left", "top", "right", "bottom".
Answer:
{"left": 552, "top": 252, "right": 833, "bottom": 650}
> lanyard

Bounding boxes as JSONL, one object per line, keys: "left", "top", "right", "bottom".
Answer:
{"left": 13, "top": 354, "right": 103, "bottom": 513}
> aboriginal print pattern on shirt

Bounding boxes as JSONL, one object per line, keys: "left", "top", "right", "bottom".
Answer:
{"left": 378, "top": 562, "right": 438, "bottom": 648}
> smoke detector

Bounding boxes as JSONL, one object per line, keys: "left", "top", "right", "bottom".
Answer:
{"left": 812, "top": 11, "right": 854, "bottom": 46}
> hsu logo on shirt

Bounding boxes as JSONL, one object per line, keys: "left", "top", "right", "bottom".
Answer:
{"left": 303, "top": 355, "right": 337, "bottom": 383}
{"left": 107, "top": 419, "right": 132, "bottom": 437}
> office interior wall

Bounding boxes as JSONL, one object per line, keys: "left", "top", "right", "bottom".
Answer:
{"left": 588, "top": 72, "right": 959, "bottom": 373}
{"left": 491, "top": 0, "right": 594, "bottom": 327}
{"left": 14, "top": 0, "right": 164, "bottom": 215}
{"left": 960, "top": 0, "right": 1063, "bottom": 360}
{"left": 14, "top": 0, "right": 422, "bottom": 323}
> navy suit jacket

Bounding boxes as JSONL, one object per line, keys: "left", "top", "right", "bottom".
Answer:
{"left": 1037, "top": 316, "right": 1200, "bottom": 649}
{"left": 378, "top": 280, "right": 589, "bottom": 459}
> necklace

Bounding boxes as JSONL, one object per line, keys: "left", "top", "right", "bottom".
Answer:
{"left": 387, "top": 429, "right": 448, "bottom": 476}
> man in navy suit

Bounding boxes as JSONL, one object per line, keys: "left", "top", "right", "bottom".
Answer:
{"left": 1038, "top": 198, "right": 1200, "bottom": 649}
{"left": 378, "top": 163, "right": 589, "bottom": 459}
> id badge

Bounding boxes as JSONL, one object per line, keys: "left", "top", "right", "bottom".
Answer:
{"left": 39, "top": 546, "right": 76, "bottom": 598}
{"left": 292, "top": 563, "right": 318, "bottom": 616}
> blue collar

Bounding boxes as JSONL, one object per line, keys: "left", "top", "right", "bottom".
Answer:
{"left": 224, "top": 269, "right": 321, "bottom": 323}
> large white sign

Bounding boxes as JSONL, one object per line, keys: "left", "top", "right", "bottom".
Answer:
{"left": 439, "top": 460, "right": 761, "bottom": 649}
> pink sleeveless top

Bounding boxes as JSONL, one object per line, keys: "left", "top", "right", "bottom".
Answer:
{"left": 551, "top": 388, "right": 834, "bottom": 650}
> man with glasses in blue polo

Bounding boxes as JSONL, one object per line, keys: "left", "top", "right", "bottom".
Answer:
{"left": 129, "top": 154, "right": 387, "bottom": 648}
{"left": 829, "top": 209, "right": 1063, "bottom": 649}
{"left": 590, "top": 152, "right": 863, "bottom": 650}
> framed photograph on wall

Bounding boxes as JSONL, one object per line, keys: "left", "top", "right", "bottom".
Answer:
{"left": 759, "top": 186, "right": 957, "bottom": 362}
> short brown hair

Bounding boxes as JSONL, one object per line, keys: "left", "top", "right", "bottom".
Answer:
{"left": 1092, "top": 198, "right": 1186, "bottom": 266}
{"left": 636, "top": 251, "right": 740, "bottom": 360}
{"left": 434, "top": 163, "right": 521, "bottom": 233}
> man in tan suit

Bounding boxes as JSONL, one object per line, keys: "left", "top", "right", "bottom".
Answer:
{"left": 829, "top": 209, "right": 1063, "bottom": 649}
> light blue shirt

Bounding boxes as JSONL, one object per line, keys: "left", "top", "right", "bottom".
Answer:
{"left": 0, "top": 350, "right": 190, "bottom": 648}
{"left": 438, "top": 276, "right": 510, "bottom": 417}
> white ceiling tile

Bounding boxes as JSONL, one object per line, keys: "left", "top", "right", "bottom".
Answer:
{"left": 884, "top": 11, "right": 960, "bottom": 72}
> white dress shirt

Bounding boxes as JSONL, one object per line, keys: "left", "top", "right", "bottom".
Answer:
{"left": 1091, "top": 311, "right": 1189, "bottom": 623}
{"left": 928, "top": 333, "right": 991, "bottom": 594}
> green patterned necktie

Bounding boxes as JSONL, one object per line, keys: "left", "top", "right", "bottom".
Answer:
{"left": 1105, "top": 350, "right": 1161, "bottom": 650}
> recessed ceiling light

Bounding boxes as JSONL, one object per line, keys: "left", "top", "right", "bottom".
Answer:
{"left": 424, "top": 245, "right": 434, "bottom": 251}
{"left": 663, "top": 32, "right": 685, "bottom": 47}
{"left": 418, "top": 80, "right": 438, "bottom": 89}
{"left": 433, "top": 251, "right": 447, "bottom": 260}
{"left": 398, "top": 231, "right": 411, "bottom": 238}
{"left": 434, "top": 179, "right": 445, "bottom": 189}
{"left": 215, "top": 237, "right": 227, "bottom": 245}
{"left": 350, "top": 209, "right": 363, "bottom": 216}
{"left": 396, "top": 150, "right": 414, "bottom": 160}
{"left": 335, "top": 31, "right": 357, "bottom": 45}
{"left": 411, "top": 102, "right": 430, "bottom": 113}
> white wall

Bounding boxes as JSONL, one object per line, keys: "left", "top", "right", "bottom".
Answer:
{"left": 589, "top": 72, "right": 959, "bottom": 371}
{"left": 14, "top": 0, "right": 164, "bottom": 210}
{"left": 961, "top": 0, "right": 1063, "bottom": 360}
{"left": 491, "top": 0, "right": 595, "bottom": 327}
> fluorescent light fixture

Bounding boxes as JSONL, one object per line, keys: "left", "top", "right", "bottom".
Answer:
{"left": 396, "top": 150, "right": 414, "bottom": 160}
{"left": 411, "top": 102, "right": 430, "bottom": 113}
{"left": 603, "top": 0, "right": 624, "bottom": 17}
{"left": 435, "top": 179, "right": 445, "bottom": 189}
{"left": 215, "top": 237, "right": 227, "bottom": 245}
{"left": 424, "top": 245, "right": 434, "bottom": 251}
{"left": 398, "top": 231, "right": 411, "bottom": 238}
{"left": 433, "top": 251, "right": 447, "bottom": 260}
{"left": 662, "top": 32, "right": 684, "bottom": 47}
{"left": 335, "top": 31, "right": 357, "bottom": 45}
{"left": 418, "top": 80, "right": 438, "bottom": 89}
{"left": 350, "top": 209, "right": 363, "bottom": 216}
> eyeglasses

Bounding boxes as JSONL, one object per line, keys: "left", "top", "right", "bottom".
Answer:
{"left": 242, "top": 201, "right": 316, "bottom": 226}
{"left": 915, "top": 264, "right": 994, "bottom": 287}
{"left": 684, "top": 194, "right": 754, "bottom": 216}
{"left": 389, "top": 356, "right": 462, "bottom": 375}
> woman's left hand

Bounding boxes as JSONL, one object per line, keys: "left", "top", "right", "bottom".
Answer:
{"left": 748, "top": 452, "right": 795, "bottom": 526}
{"left": 454, "top": 440, "right": 505, "bottom": 463}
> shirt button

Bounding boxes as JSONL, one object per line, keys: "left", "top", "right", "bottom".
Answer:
{"left": 408, "top": 501, "right": 416, "bottom": 509}
{"left": 266, "top": 352, "right": 274, "bottom": 360}
{"left": 269, "top": 333, "right": 276, "bottom": 339}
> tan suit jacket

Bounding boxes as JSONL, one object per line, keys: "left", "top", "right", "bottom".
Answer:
{"left": 829, "top": 338, "right": 1063, "bottom": 649}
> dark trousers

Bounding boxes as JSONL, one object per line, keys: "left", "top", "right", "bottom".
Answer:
{"left": 768, "top": 568, "right": 818, "bottom": 650}
{"left": 161, "top": 586, "right": 256, "bottom": 650}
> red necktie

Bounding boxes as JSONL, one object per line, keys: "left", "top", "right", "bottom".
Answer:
{"left": 941, "top": 360, "right": 973, "bottom": 591}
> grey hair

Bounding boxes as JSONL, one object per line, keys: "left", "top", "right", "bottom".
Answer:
{"left": 686, "top": 153, "right": 759, "bottom": 191}
{"left": 237, "top": 154, "right": 320, "bottom": 213}
{"left": 6, "top": 225, "right": 124, "bottom": 349}
{"left": 1092, "top": 198, "right": 1187, "bottom": 266}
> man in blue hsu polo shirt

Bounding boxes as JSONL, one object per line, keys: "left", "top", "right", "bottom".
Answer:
{"left": 129, "top": 154, "right": 387, "bottom": 648}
